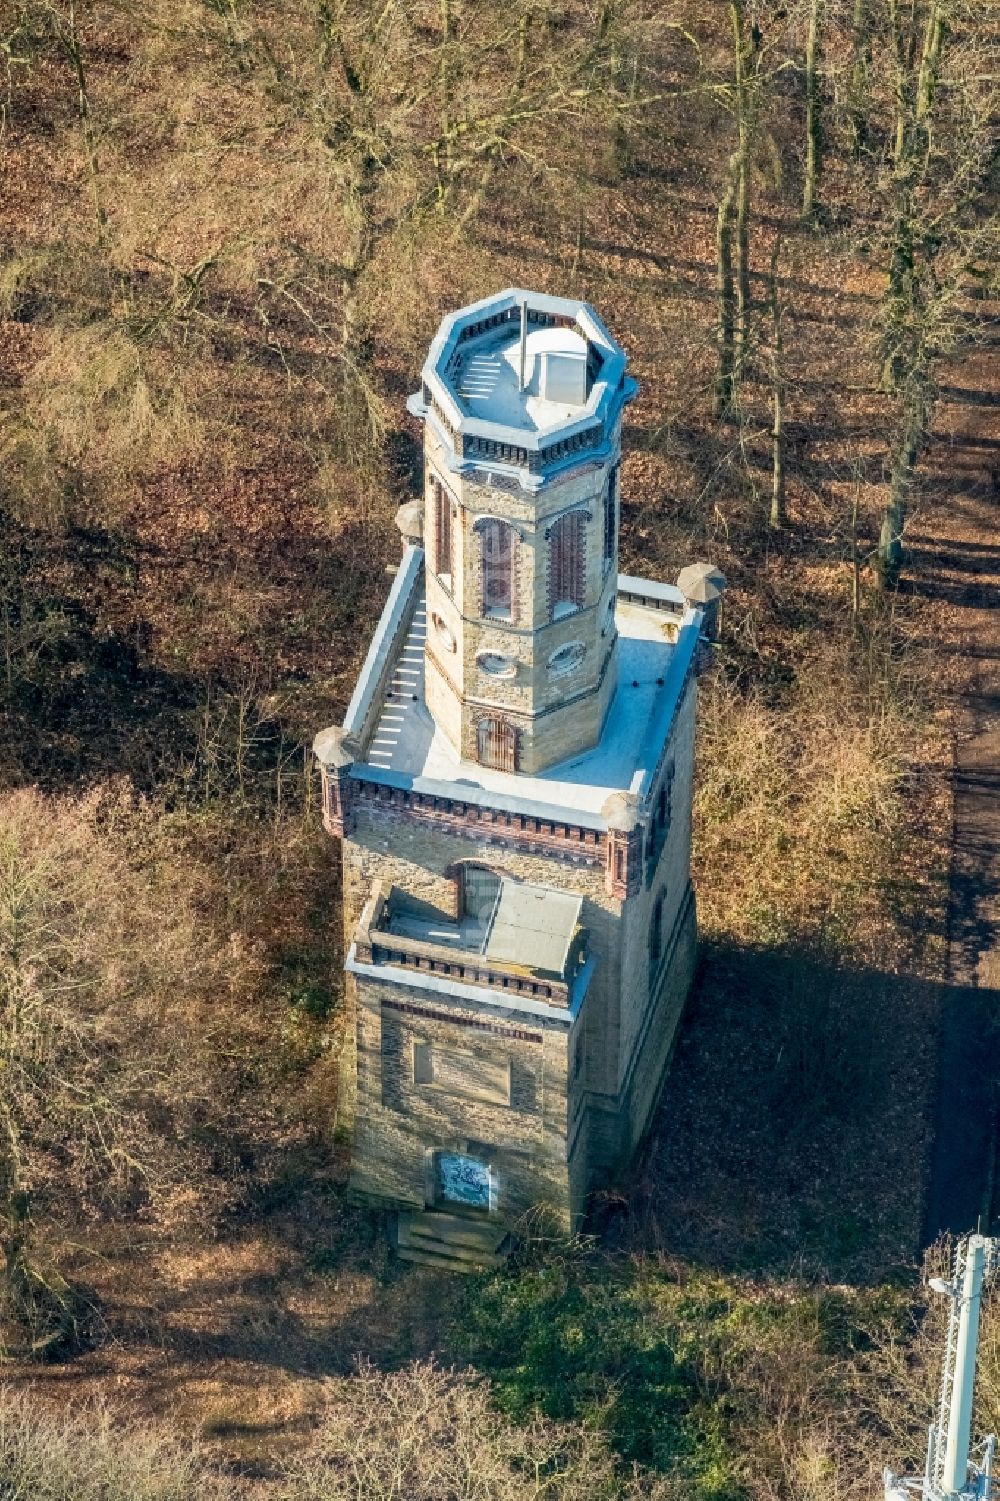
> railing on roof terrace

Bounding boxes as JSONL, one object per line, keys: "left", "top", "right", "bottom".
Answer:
{"left": 367, "top": 932, "right": 570, "bottom": 1006}
{"left": 353, "top": 881, "right": 570, "bottom": 1004}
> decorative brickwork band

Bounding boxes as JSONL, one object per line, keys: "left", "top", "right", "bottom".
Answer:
{"left": 602, "top": 791, "right": 643, "bottom": 899}
{"left": 320, "top": 762, "right": 357, "bottom": 838}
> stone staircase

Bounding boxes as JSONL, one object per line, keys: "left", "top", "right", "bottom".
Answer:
{"left": 394, "top": 1209, "right": 514, "bottom": 1271}
{"left": 367, "top": 599, "right": 427, "bottom": 772}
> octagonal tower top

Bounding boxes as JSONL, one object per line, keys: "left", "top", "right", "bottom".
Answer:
{"left": 407, "top": 288, "right": 638, "bottom": 492}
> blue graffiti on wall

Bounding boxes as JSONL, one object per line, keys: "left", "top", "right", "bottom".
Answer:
{"left": 437, "top": 1153, "right": 492, "bottom": 1208}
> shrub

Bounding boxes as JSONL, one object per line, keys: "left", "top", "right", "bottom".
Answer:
{"left": 0, "top": 1386, "right": 233, "bottom": 1501}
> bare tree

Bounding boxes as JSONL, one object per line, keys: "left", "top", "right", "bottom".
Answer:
{"left": 281, "top": 1360, "right": 678, "bottom": 1501}
{"left": 802, "top": 0, "right": 823, "bottom": 218}
{"left": 0, "top": 789, "right": 221, "bottom": 1351}
{"left": 714, "top": 153, "right": 739, "bottom": 418}
{"left": 768, "top": 238, "right": 787, "bottom": 528}
{"left": 714, "top": 1, "right": 759, "bottom": 418}
{"left": 847, "top": 0, "right": 872, "bottom": 154}
{"left": 874, "top": 0, "right": 996, "bottom": 587}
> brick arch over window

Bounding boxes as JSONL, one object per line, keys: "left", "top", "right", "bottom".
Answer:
{"left": 474, "top": 517, "right": 519, "bottom": 622}
{"left": 548, "top": 509, "right": 587, "bottom": 619}
{"left": 476, "top": 715, "right": 519, "bottom": 772}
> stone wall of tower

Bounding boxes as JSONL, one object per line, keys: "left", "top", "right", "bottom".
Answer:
{"left": 421, "top": 423, "right": 622, "bottom": 774}
{"left": 351, "top": 974, "right": 577, "bottom": 1230}
{"left": 340, "top": 809, "right": 620, "bottom": 1094}
{"left": 339, "top": 677, "right": 698, "bottom": 1213}
{"left": 618, "top": 675, "right": 697, "bottom": 1088}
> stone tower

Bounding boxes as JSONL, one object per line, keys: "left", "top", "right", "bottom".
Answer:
{"left": 314, "top": 289, "right": 716, "bottom": 1268}
{"left": 409, "top": 292, "right": 633, "bottom": 774}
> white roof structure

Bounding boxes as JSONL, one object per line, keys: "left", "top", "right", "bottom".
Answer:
{"left": 406, "top": 288, "right": 639, "bottom": 491}
{"left": 455, "top": 327, "right": 590, "bottom": 431}
{"left": 339, "top": 548, "right": 701, "bottom": 830}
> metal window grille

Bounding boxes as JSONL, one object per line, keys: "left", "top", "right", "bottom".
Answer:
{"left": 479, "top": 519, "right": 516, "bottom": 620}
{"left": 476, "top": 716, "right": 518, "bottom": 772}
{"left": 603, "top": 466, "right": 618, "bottom": 566}
{"left": 433, "top": 479, "right": 453, "bottom": 577}
{"left": 549, "top": 511, "right": 586, "bottom": 617}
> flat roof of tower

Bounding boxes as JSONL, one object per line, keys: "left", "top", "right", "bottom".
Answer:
{"left": 385, "top": 877, "right": 582, "bottom": 978}
{"left": 341, "top": 550, "right": 701, "bottom": 829}
{"left": 454, "top": 326, "right": 590, "bottom": 432}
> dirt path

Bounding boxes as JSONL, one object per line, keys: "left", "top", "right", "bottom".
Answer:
{"left": 913, "top": 323, "right": 1000, "bottom": 1241}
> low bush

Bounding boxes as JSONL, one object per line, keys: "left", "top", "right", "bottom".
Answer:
{"left": 0, "top": 1387, "right": 232, "bottom": 1501}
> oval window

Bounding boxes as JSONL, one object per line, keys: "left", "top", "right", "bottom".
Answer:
{"left": 432, "top": 613, "right": 456, "bottom": 652}
{"left": 477, "top": 651, "right": 518, "bottom": 679}
{"left": 547, "top": 640, "right": 586, "bottom": 677}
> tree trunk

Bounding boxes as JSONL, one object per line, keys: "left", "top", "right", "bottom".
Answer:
{"left": 914, "top": 1, "right": 946, "bottom": 164}
{"left": 768, "top": 240, "right": 786, "bottom": 527}
{"left": 1, "top": 1177, "right": 32, "bottom": 1325}
{"left": 730, "top": 0, "right": 752, "bottom": 371}
{"left": 848, "top": 0, "right": 871, "bottom": 156}
{"left": 52, "top": 0, "right": 106, "bottom": 243}
{"left": 714, "top": 156, "right": 738, "bottom": 419}
{"left": 887, "top": 0, "right": 914, "bottom": 171}
{"left": 881, "top": 200, "right": 913, "bottom": 392}
{"left": 876, "top": 395, "right": 925, "bottom": 590}
{"left": 802, "top": 0, "right": 823, "bottom": 219}
{"left": 436, "top": 0, "right": 454, "bottom": 207}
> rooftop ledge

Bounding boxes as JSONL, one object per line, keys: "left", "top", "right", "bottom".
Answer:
{"left": 406, "top": 288, "right": 639, "bottom": 488}
{"left": 326, "top": 548, "right": 701, "bottom": 832}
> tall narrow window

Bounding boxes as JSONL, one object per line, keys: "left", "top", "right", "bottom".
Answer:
{"left": 549, "top": 511, "right": 586, "bottom": 619}
{"left": 658, "top": 767, "right": 673, "bottom": 831}
{"left": 646, "top": 762, "right": 674, "bottom": 885}
{"left": 433, "top": 479, "right": 453, "bottom": 582}
{"left": 476, "top": 716, "right": 518, "bottom": 772}
{"left": 650, "top": 892, "right": 664, "bottom": 968}
{"left": 603, "top": 466, "right": 618, "bottom": 571}
{"left": 479, "top": 519, "right": 515, "bottom": 620}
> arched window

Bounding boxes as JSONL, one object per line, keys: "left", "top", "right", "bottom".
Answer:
{"left": 650, "top": 892, "right": 664, "bottom": 970}
{"left": 476, "top": 715, "right": 518, "bottom": 772}
{"left": 658, "top": 771, "right": 671, "bottom": 830}
{"left": 432, "top": 477, "right": 453, "bottom": 582}
{"left": 603, "top": 466, "right": 618, "bottom": 571}
{"left": 478, "top": 519, "right": 516, "bottom": 620}
{"left": 459, "top": 864, "right": 502, "bottom": 923}
{"left": 548, "top": 510, "right": 586, "bottom": 619}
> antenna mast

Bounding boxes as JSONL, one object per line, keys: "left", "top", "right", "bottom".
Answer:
{"left": 885, "top": 1235, "right": 999, "bottom": 1501}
